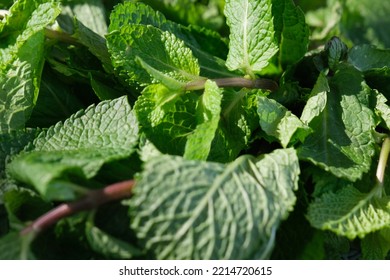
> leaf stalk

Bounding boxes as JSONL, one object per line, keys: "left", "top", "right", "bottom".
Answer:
{"left": 20, "top": 180, "right": 135, "bottom": 236}
{"left": 376, "top": 136, "right": 390, "bottom": 186}
{"left": 185, "top": 77, "right": 278, "bottom": 92}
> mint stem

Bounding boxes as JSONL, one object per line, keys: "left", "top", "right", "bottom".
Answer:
{"left": 376, "top": 137, "right": 390, "bottom": 185}
{"left": 20, "top": 180, "right": 135, "bottom": 236}
{"left": 185, "top": 77, "right": 278, "bottom": 92}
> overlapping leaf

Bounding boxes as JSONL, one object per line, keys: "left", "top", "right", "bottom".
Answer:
{"left": 107, "top": 24, "right": 200, "bottom": 89}
{"left": 8, "top": 96, "right": 138, "bottom": 200}
{"left": 258, "top": 95, "right": 310, "bottom": 147}
{"left": 0, "top": 1, "right": 61, "bottom": 132}
{"left": 298, "top": 66, "right": 376, "bottom": 181}
{"left": 129, "top": 148, "right": 299, "bottom": 259}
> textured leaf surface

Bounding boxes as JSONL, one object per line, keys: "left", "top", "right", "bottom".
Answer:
{"left": 258, "top": 95, "right": 310, "bottom": 148}
{"left": 129, "top": 149, "right": 299, "bottom": 259}
{"left": 108, "top": 2, "right": 232, "bottom": 79}
{"left": 298, "top": 67, "right": 376, "bottom": 181}
{"left": 307, "top": 185, "right": 390, "bottom": 239}
{"left": 107, "top": 24, "right": 199, "bottom": 88}
{"left": 209, "top": 89, "right": 261, "bottom": 162}
{"left": 225, "top": 0, "right": 278, "bottom": 76}
{"left": 0, "top": 1, "right": 61, "bottom": 132}
{"left": 184, "top": 81, "right": 222, "bottom": 160}
{"left": 8, "top": 97, "right": 138, "bottom": 200}
{"left": 348, "top": 45, "right": 390, "bottom": 72}
{"left": 134, "top": 84, "right": 198, "bottom": 156}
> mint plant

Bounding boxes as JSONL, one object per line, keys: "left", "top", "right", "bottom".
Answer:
{"left": 1, "top": 0, "right": 390, "bottom": 260}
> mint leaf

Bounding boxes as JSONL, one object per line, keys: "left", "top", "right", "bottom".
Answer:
{"left": 341, "top": 0, "right": 390, "bottom": 48}
{"left": 85, "top": 220, "right": 142, "bottom": 259}
{"left": 374, "top": 91, "right": 390, "bottom": 130}
{"left": 184, "top": 80, "right": 222, "bottom": 160}
{"left": 361, "top": 229, "right": 390, "bottom": 260}
{"left": 107, "top": 24, "right": 200, "bottom": 89}
{"left": 108, "top": 2, "right": 232, "bottom": 80}
{"left": 298, "top": 66, "right": 376, "bottom": 181}
{"left": 272, "top": 0, "right": 309, "bottom": 67}
{"left": 0, "top": 129, "right": 39, "bottom": 175}
{"left": 7, "top": 96, "right": 138, "bottom": 200}
{"left": 134, "top": 84, "right": 198, "bottom": 156}
{"left": 225, "top": 0, "right": 278, "bottom": 76}
{"left": 129, "top": 149, "right": 299, "bottom": 259}
{"left": 0, "top": 1, "right": 61, "bottom": 132}
{"left": 348, "top": 44, "right": 390, "bottom": 72}
{"left": 307, "top": 185, "right": 390, "bottom": 239}
{"left": 60, "top": 0, "right": 108, "bottom": 37}
{"left": 0, "top": 232, "right": 35, "bottom": 260}
{"left": 209, "top": 89, "right": 261, "bottom": 162}
{"left": 258, "top": 95, "right": 310, "bottom": 148}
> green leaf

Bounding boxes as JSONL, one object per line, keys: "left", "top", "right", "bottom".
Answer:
{"left": 107, "top": 24, "right": 200, "bottom": 89}
{"left": 258, "top": 95, "right": 310, "bottom": 148}
{"left": 108, "top": 2, "right": 233, "bottom": 80}
{"left": 307, "top": 185, "right": 390, "bottom": 239}
{"left": 209, "top": 89, "right": 261, "bottom": 162}
{"left": 59, "top": 0, "right": 108, "bottom": 37}
{"left": 0, "top": 1, "right": 61, "bottom": 132}
{"left": 26, "top": 70, "right": 85, "bottom": 128}
{"left": 304, "top": 0, "right": 341, "bottom": 41}
{"left": 184, "top": 81, "right": 222, "bottom": 160}
{"left": 134, "top": 84, "right": 198, "bottom": 156}
{"left": 0, "top": 129, "right": 39, "bottom": 174}
{"left": 348, "top": 44, "right": 390, "bottom": 72}
{"left": 0, "top": 231, "right": 35, "bottom": 260}
{"left": 298, "top": 66, "right": 376, "bottom": 181}
{"left": 7, "top": 96, "right": 139, "bottom": 200}
{"left": 361, "top": 228, "right": 390, "bottom": 260}
{"left": 341, "top": 0, "right": 390, "bottom": 48}
{"left": 129, "top": 148, "right": 299, "bottom": 259}
{"left": 85, "top": 220, "right": 142, "bottom": 259}
{"left": 224, "top": 0, "right": 278, "bottom": 76}
{"left": 272, "top": 0, "right": 309, "bottom": 67}
{"left": 371, "top": 91, "right": 390, "bottom": 130}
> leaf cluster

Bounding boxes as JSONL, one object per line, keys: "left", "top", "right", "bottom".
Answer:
{"left": 1, "top": 0, "right": 390, "bottom": 260}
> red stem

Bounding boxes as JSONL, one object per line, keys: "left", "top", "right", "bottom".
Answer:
{"left": 20, "top": 180, "right": 135, "bottom": 236}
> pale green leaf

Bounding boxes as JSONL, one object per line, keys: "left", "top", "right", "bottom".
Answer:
{"left": 7, "top": 96, "right": 139, "bottom": 200}
{"left": 307, "top": 185, "right": 390, "bottom": 239}
{"left": 258, "top": 95, "right": 310, "bottom": 148}
{"left": 184, "top": 80, "right": 222, "bottom": 160}
{"left": 225, "top": 0, "right": 278, "bottom": 76}
{"left": 129, "top": 148, "right": 299, "bottom": 259}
